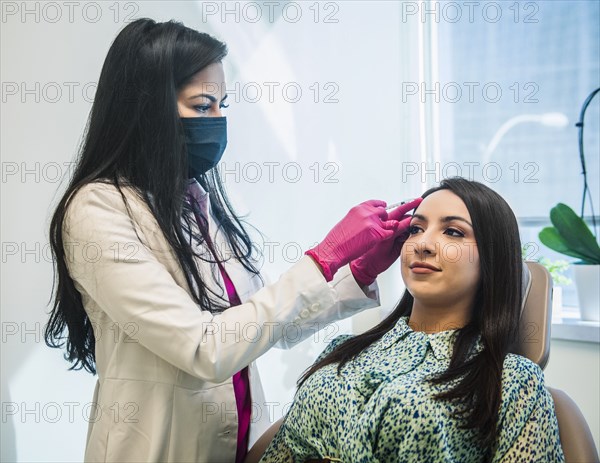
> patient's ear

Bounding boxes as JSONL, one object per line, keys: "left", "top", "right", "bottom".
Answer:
{"left": 244, "top": 417, "right": 284, "bottom": 463}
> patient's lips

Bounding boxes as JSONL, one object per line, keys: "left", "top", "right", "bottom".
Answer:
{"left": 409, "top": 261, "right": 441, "bottom": 274}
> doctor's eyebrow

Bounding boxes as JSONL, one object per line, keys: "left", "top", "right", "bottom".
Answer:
{"left": 411, "top": 213, "right": 473, "bottom": 228}
{"left": 188, "top": 93, "right": 228, "bottom": 102}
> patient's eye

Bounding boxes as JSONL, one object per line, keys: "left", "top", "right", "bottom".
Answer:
{"left": 444, "top": 227, "right": 465, "bottom": 238}
{"left": 408, "top": 225, "right": 422, "bottom": 235}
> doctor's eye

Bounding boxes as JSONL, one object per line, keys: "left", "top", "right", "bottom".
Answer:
{"left": 220, "top": 103, "right": 230, "bottom": 109}
{"left": 194, "top": 105, "right": 211, "bottom": 114}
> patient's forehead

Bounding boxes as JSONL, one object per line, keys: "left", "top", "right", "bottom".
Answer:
{"left": 414, "top": 189, "right": 472, "bottom": 223}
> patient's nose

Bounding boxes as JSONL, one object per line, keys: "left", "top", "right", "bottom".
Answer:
{"left": 415, "top": 230, "right": 438, "bottom": 257}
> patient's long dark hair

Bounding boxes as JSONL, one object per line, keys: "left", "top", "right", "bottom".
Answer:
{"left": 298, "top": 177, "right": 523, "bottom": 453}
{"left": 44, "top": 18, "right": 263, "bottom": 375}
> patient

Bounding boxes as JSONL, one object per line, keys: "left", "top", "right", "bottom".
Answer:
{"left": 250, "top": 177, "right": 565, "bottom": 463}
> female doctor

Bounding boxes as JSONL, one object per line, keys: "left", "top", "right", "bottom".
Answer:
{"left": 44, "top": 18, "right": 421, "bottom": 463}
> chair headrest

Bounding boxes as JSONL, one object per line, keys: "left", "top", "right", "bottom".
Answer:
{"left": 514, "top": 261, "right": 553, "bottom": 369}
{"left": 521, "top": 262, "right": 532, "bottom": 314}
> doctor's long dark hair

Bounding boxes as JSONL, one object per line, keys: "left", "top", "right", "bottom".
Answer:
{"left": 44, "top": 18, "right": 263, "bottom": 374}
{"left": 298, "top": 177, "right": 523, "bottom": 454}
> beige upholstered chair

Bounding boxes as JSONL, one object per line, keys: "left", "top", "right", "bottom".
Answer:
{"left": 517, "top": 261, "right": 598, "bottom": 463}
{"left": 245, "top": 262, "right": 600, "bottom": 463}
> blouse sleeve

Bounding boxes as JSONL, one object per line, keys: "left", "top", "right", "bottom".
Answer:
{"left": 492, "top": 355, "right": 565, "bottom": 463}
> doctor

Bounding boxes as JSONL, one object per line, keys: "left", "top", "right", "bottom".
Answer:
{"left": 44, "top": 18, "right": 421, "bottom": 463}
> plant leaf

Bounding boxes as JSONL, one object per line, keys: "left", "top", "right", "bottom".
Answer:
{"left": 539, "top": 227, "right": 597, "bottom": 262}
{"left": 550, "top": 203, "right": 600, "bottom": 264}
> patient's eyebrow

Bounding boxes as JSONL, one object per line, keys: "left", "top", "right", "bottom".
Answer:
{"left": 412, "top": 213, "right": 473, "bottom": 227}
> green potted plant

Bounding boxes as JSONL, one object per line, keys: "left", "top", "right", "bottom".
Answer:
{"left": 539, "top": 203, "right": 600, "bottom": 321}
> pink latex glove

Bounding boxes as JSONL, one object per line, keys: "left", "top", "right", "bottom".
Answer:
{"left": 305, "top": 200, "right": 401, "bottom": 282}
{"left": 350, "top": 198, "right": 423, "bottom": 286}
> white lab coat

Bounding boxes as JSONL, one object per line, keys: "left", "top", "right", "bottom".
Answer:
{"left": 62, "top": 179, "right": 380, "bottom": 463}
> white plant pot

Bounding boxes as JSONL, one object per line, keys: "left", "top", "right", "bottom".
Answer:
{"left": 552, "top": 286, "right": 563, "bottom": 319}
{"left": 573, "top": 264, "right": 600, "bottom": 322}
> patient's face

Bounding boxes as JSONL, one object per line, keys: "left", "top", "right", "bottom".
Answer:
{"left": 400, "top": 189, "right": 480, "bottom": 311}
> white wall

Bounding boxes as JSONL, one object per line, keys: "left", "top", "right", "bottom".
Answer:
{"left": 1, "top": 2, "right": 421, "bottom": 461}
{"left": 1, "top": 1, "right": 598, "bottom": 461}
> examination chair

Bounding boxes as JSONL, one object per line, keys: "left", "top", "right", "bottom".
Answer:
{"left": 245, "top": 261, "right": 599, "bottom": 463}
{"left": 516, "top": 261, "right": 599, "bottom": 463}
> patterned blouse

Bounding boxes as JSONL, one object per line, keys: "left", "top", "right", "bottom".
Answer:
{"left": 259, "top": 316, "right": 565, "bottom": 463}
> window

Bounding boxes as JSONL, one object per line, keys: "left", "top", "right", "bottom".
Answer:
{"left": 413, "top": 0, "right": 600, "bottom": 307}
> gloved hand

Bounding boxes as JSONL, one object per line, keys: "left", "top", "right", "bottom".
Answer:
{"left": 305, "top": 200, "right": 402, "bottom": 282}
{"left": 350, "top": 198, "right": 423, "bottom": 286}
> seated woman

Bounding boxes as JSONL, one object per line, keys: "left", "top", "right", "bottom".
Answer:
{"left": 249, "top": 177, "right": 565, "bottom": 463}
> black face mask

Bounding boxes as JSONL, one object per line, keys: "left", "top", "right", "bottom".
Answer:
{"left": 181, "top": 116, "right": 227, "bottom": 178}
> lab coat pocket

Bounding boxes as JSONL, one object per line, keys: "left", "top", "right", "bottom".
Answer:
{"left": 166, "top": 381, "right": 238, "bottom": 463}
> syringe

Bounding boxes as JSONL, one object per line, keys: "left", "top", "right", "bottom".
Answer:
{"left": 386, "top": 198, "right": 419, "bottom": 212}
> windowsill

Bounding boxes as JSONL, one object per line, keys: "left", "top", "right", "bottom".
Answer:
{"left": 551, "top": 306, "right": 600, "bottom": 343}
